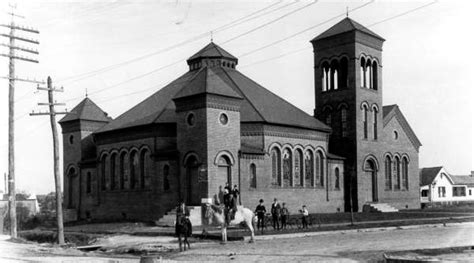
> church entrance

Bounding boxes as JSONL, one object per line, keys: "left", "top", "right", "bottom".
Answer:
{"left": 365, "top": 160, "right": 378, "bottom": 202}
{"left": 67, "top": 167, "right": 77, "bottom": 209}
{"left": 185, "top": 156, "right": 200, "bottom": 205}
{"left": 217, "top": 155, "right": 231, "bottom": 186}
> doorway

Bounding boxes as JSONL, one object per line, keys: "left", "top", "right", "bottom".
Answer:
{"left": 185, "top": 156, "right": 199, "bottom": 205}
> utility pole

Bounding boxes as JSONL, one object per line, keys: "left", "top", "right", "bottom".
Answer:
{"left": 30, "top": 77, "right": 67, "bottom": 245}
{"left": 0, "top": 4, "right": 41, "bottom": 238}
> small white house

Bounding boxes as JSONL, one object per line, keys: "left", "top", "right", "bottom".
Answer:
{"left": 420, "top": 167, "right": 474, "bottom": 205}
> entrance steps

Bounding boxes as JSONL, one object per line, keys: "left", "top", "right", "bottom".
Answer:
{"left": 155, "top": 206, "right": 202, "bottom": 227}
{"left": 363, "top": 203, "right": 399, "bottom": 213}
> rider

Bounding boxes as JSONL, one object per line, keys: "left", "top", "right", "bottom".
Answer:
{"left": 223, "top": 188, "right": 236, "bottom": 224}
{"left": 175, "top": 200, "right": 187, "bottom": 236}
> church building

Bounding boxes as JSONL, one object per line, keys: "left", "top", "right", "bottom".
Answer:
{"left": 59, "top": 17, "right": 421, "bottom": 221}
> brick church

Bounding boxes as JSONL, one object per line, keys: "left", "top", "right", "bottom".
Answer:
{"left": 59, "top": 18, "right": 421, "bottom": 221}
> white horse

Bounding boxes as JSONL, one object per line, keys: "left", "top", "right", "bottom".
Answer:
{"left": 204, "top": 204, "right": 256, "bottom": 243}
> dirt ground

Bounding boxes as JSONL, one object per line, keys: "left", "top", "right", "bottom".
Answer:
{"left": 1, "top": 223, "right": 473, "bottom": 262}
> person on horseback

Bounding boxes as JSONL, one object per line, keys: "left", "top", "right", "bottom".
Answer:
{"left": 223, "top": 188, "right": 236, "bottom": 224}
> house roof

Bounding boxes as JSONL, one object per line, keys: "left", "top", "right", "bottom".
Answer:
{"left": 187, "top": 42, "right": 238, "bottom": 62}
{"left": 451, "top": 175, "right": 474, "bottom": 187}
{"left": 419, "top": 166, "right": 443, "bottom": 186}
{"left": 311, "top": 17, "right": 385, "bottom": 42}
{"left": 173, "top": 66, "right": 243, "bottom": 100}
{"left": 95, "top": 43, "right": 330, "bottom": 134}
{"left": 59, "top": 97, "right": 111, "bottom": 123}
{"left": 383, "top": 104, "right": 422, "bottom": 151}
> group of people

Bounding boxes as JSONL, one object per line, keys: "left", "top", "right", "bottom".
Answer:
{"left": 254, "top": 198, "right": 310, "bottom": 232}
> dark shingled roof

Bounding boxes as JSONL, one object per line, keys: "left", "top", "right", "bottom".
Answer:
{"left": 383, "top": 104, "right": 422, "bottom": 150}
{"left": 451, "top": 175, "right": 474, "bottom": 187}
{"left": 420, "top": 166, "right": 443, "bottom": 186}
{"left": 311, "top": 17, "right": 385, "bottom": 42}
{"left": 174, "top": 66, "right": 242, "bottom": 100}
{"left": 59, "top": 97, "right": 111, "bottom": 123}
{"left": 96, "top": 43, "right": 330, "bottom": 134}
{"left": 187, "top": 42, "right": 237, "bottom": 62}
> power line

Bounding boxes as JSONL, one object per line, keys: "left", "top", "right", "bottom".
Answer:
{"left": 222, "top": 0, "right": 319, "bottom": 44}
{"left": 57, "top": 1, "right": 286, "bottom": 84}
{"left": 367, "top": 1, "right": 437, "bottom": 27}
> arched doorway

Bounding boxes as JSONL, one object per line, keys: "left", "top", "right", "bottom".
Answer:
{"left": 67, "top": 167, "right": 77, "bottom": 208}
{"left": 364, "top": 159, "right": 378, "bottom": 202}
{"left": 217, "top": 155, "right": 231, "bottom": 186}
{"left": 185, "top": 156, "right": 199, "bottom": 205}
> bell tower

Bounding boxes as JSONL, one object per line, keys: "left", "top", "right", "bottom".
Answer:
{"left": 311, "top": 17, "right": 385, "bottom": 212}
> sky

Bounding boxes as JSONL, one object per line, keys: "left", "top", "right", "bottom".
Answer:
{"left": 0, "top": 0, "right": 472, "bottom": 195}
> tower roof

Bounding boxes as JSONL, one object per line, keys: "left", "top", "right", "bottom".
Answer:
{"left": 187, "top": 42, "right": 238, "bottom": 64}
{"left": 311, "top": 17, "right": 384, "bottom": 42}
{"left": 59, "top": 97, "right": 111, "bottom": 123}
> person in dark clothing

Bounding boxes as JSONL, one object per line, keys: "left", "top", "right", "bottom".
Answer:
{"left": 223, "top": 189, "right": 236, "bottom": 224}
{"left": 175, "top": 201, "right": 187, "bottom": 236}
{"left": 224, "top": 182, "right": 232, "bottom": 193}
{"left": 271, "top": 198, "right": 281, "bottom": 230}
{"left": 232, "top": 184, "right": 240, "bottom": 204}
{"left": 254, "top": 199, "right": 266, "bottom": 233}
{"left": 280, "top": 202, "right": 289, "bottom": 230}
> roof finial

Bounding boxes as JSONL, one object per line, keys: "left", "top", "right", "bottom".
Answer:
{"left": 346, "top": 6, "right": 349, "bottom": 17}
{"left": 210, "top": 30, "right": 213, "bottom": 42}
{"left": 85, "top": 88, "right": 88, "bottom": 98}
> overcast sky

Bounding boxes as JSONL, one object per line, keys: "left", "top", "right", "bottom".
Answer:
{"left": 0, "top": 0, "right": 472, "bottom": 194}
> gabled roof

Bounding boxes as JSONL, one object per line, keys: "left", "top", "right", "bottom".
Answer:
{"left": 95, "top": 43, "right": 330, "bottom": 134}
{"left": 173, "top": 66, "right": 242, "bottom": 100}
{"left": 420, "top": 166, "right": 443, "bottom": 186}
{"left": 311, "top": 17, "right": 385, "bottom": 42}
{"left": 187, "top": 42, "right": 237, "bottom": 62}
{"left": 59, "top": 97, "right": 111, "bottom": 123}
{"left": 383, "top": 104, "right": 422, "bottom": 151}
{"left": 451, "top": 176, "right": 474, "bottom": 187}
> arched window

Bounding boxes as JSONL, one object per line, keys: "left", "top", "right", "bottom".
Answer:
{"left": 366, "top": 59, "right": 372, "bottom": 89}
{"left": 330, "top": 60, "right": 339, "bottom": 90}
{"left": 100, "top": 155, "right": 107, "bottom": 191}
{"left": 163, "top": 164, "right": 170, "bottom": 191}
{"left": 363, "top": 105, "right": 368, "bottom": 139}
{"left": 402, "top": 157, "right": 409, "bottom": 190}
{"left": 86, "top": 172, "right": 92, "bottom": 194}
{"left": 294, "top": 149, "right": 303, "bottom": 187}
{"left": 373, "top": 106, "right": 378, "bottom": 140}
{"left": 360, "top": 57, "right": 366, "bottom": 88}
{"left": 316, "top": 151, "right": 324, "bottom": 187}
{"left": 335, "top": 167, "right": 340, "bottom": 190}
{"left": 283, "top": 148, "right": 292, "bottom": 187}
{"left": 339, "top": 57, "right": 348, "bottom": 89}
{"left": 119, "top": 152, "right": 126, "bottom": 190}
{"left": 271, "top": 147, "right": 281, "bottom": 186}
{"left": 385, "top": 156, "right": 392, "bottom": 190}
{"left": 129, "top": 151, "right": 139, "bottom": 189}
{"left": 140, "top": 150, "right": 149, "bottom": 189}
{"left": 394, "top": 156, "right": 401, "bottom": 190}
{"left": 304, "top": 150, "right": 314, "bottom": 187}
{"left": 321, "top": 62, "right": 330, "bottom": 92}
{"left": 341, "top": 107, "right": 348, "bottom": 137}
{"left": 250, "top": 163, "right": 257, "bottom": 189}
{"left": 372, "top": 61, "right": 378, "bottom": 90}
{"left": 110, "top": 153, "right": 117, "bottom": 190}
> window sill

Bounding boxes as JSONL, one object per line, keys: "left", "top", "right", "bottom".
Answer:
{"left": 359, "top": 86, "right": 379, "bottom": 93}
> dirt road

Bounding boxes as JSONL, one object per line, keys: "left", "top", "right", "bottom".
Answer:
{"left": 1, "top": 223, "right": 473, "bottom": 262}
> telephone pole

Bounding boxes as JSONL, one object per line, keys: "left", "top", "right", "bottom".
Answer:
{"left": 30, "top": 77, "right": 67, "bottom": 245}
{"left": 0, "top": 4, "right": 41, "bottom": 238}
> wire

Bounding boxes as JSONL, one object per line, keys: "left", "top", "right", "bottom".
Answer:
{"left": 57, "top": 1, "right": 286, "bottom": 84}
{"left": 239, "top": 0, "right": 374, "bottom": 58}
{"left": 367, "top": 1, "right": 437, "bottom": 27}
{"left": 222, "top": 0, "right": 319, "bottom": 44}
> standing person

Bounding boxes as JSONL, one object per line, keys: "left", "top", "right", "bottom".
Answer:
{"left": 301, "top": 205, "right": 309, "bottom": 229}
{"left": 224, "top": 182, "right": 231, "bottom": 193}
{"left": 271, "top": 198, "right": 281, "bottom": 230}
{"left": 280, "top": 202, "right": 289, "bottom": 230}
{"left": 232, "top": 184, "right": 240, "bottom": 205}
{"left": 175, "top": 201, "right": 187, "bottom": 236}
{"left": 223, "top": 189, "right": 235, "bottom": 224}
{"left": 254, "top": 199, "right": 266, "bottom": 233}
